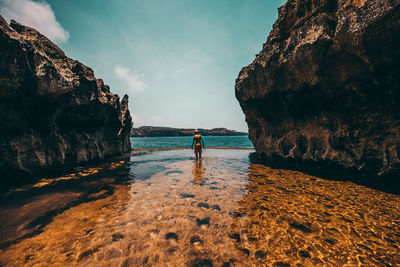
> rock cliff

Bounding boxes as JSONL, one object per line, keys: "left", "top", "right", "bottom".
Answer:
{"left": 235, "top": 0, "right": 400, "bottom": 180}
{"left": 0, "top": 16, "right": 132, "bottom": 184}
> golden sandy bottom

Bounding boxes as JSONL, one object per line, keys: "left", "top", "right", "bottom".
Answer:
{"left": 0, "top": 149, "right": 399, "bottom": 266}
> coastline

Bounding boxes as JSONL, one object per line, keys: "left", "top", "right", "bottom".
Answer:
{"left": 132, "top": 147, "right": 254, "bottom": 151}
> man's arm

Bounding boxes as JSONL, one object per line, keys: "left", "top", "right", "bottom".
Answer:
{"left": 191, "top": 137, "right": 195, "bottom": 148}
{"left": 201, "top": 136, "right": 205, "bottom": 148}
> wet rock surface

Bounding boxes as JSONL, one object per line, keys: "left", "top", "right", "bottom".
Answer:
{"left": 0, "top": 16, "right": 132, "bottom": 185}
{"left": 235, "top": 0, "right": 400, "bottom": 184}
{"left": 229, "top": 162, "right": 400, "bottom": 265}
{"left": 0, "top": 159, "right": 129, "bottom": 249}
{"left": 0, "top": 149, "right": 399, "bottom": 266}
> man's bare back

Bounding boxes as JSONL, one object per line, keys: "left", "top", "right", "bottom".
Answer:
{"left": 191, "top": 130, "right": 205, "bottom": 159}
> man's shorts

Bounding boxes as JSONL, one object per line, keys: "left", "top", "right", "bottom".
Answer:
{"left": 194, "top": 143, "right": 202, "bottom": 153}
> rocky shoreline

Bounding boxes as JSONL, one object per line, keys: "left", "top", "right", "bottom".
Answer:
{"left": 236, "top": 0, "right": 400, "bottom": 183}
{"left": 0, "top": 16, "right": 132, "bottom": 186}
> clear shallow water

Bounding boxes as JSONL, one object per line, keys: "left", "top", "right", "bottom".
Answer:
{"left": 1, "top": 149, "right": 400, "bottom": 266}
{"left": 130, "top": 135, "right": 253, "bottom": 149}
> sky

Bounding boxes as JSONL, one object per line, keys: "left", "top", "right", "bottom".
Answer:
{"left": 0, "top": 0, "right": 286, "bottom": 132}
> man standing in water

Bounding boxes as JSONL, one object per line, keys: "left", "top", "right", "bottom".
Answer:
{"left": 191, "top": 129, "right": 205, "bottom": 159}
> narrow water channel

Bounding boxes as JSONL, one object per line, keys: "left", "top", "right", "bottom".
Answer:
{"left": 0, "top": 149, "right": 399, "bottom": 266}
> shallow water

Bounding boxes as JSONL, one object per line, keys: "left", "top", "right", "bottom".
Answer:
{"left": 0, "top": 149, "right": 399, "bottom": 266}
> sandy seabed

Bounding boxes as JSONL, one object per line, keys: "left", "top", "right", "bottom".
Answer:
{"left": 0, "top": 149, "right": 399, "bottom": 266}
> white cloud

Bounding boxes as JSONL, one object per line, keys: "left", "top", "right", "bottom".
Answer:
{"left": 114, "top": 65, "right": 147, "bottom": 94}
{"left": 0, "top": 0, "right": 69, "bottom": 43}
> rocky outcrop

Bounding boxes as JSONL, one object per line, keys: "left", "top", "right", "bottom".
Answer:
{"left": 236, "top": 0, "right": 400, "bottom": 180}
{"left": 0, "top": 16, "right": 132, "bottom": 184}
{"left": 131, "top": 126, "right": 247, "bottom": 137}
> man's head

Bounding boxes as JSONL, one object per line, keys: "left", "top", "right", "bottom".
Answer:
{"left": 194, "top": 129, "right": 199, "bottom": 134}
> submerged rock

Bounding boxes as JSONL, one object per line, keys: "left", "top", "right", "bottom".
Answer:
{"left": 0, "top": 16, "right": 132, "bottom": 184}
{"left": 235, "top": 0, "right": 400, "bottom": 180}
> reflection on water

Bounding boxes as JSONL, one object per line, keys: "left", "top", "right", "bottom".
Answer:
{"left": 0, "top": 149, "right": 399, "bottom": 266}
{"left": 192, "top": 159, "right": 205, "bottom": 185}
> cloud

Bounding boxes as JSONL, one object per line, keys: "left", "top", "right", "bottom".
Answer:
{"left": 0, "top": 0, "right": 69, "bottom": 43}
{"left": 114, "top": 65, "right": 147, "bottom": 94}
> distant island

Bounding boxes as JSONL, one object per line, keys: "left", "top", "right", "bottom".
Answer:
{"left": 131, "top": 126, "right": 247, "bottom": 137}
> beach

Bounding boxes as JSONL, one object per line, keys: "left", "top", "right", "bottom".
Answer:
{"left": 1, "top": 0, "right": 399, "bottom": 265}
{"left": 1, "top": 148, "right": 399, "bottom": 266}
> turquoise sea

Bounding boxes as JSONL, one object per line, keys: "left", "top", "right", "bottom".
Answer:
{"left": 130, "top": 135, "right": 253, "bottom": 149}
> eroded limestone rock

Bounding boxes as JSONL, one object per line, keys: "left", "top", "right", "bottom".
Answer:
{"left": 0, "top": 16, "right": 132, "bottom": 183}
{"left": 235, "top": 0, "right": 400, "bottom": 179}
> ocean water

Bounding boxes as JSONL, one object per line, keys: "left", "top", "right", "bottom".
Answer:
{"left": 130, "top": 135, "right": 253, "bottom": 149}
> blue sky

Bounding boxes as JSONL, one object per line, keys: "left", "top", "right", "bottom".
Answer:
{"left": 1, "top": 0, "right": 285, "bottom": 132}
